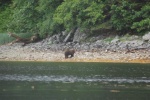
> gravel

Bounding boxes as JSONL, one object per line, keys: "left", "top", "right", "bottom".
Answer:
{"left": 0, "top": 41, "right": 150, "bottom": 63}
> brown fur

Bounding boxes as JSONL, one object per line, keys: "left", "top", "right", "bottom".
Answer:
{"left": 64, "top": 49, "right": 75, "bottom": 58}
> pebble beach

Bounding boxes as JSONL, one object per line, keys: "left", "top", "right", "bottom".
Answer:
{"left": 0, "top": 43, "right": 150, "bottom": 63}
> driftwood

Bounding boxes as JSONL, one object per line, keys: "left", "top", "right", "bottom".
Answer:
{"left": 8, "top": 32, "right": 40, "bottom": 46}
{"left": 125, "top": 44, "right": 148, "bottom": 53}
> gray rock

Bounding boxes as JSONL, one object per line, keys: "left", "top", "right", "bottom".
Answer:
{"left": 129, "top": 40, "right": 144, "bottom": 48}
{"left": 64, "top": 27, "right": 77, "bottom": 43}
{"left": 118, "top": 42, "right": 128, "bottom": 50}
{"left": 111, "top": 38, "right": 120, "bottom": 44}
{"left": 80, "top": 43, "right": 91, "bottom": 51}
{"left": 73, "top": 28, "right": 87, "bottom": 43}
{"left": 129, "top": 35, "right": 139, "bottom": 40}
{"left": 93, "top": 40, "right": 104, "bottom": 48}
{"left": 95, "top": 40, "right": 103, "bottom": 44}
{"left": 142, "top": 32, "right": 150, "bottom": 41}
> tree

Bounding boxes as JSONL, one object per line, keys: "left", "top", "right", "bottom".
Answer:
{"left": 8, "top": 0, "right": 40, "bottom": 33}
{"left": 53, "top": 0, "right": 105, "bottom": 32}
{"left": 110, "top": 0, "right": 150, "bottom": 33}
{"left": 3, "top": 0, "right": 150, "bottom": 36}
{"left": 0, "top": 0, "right": 12, "bottom": 33}
{"left": 36, "top": 0, "right": 63, "bottom": 35}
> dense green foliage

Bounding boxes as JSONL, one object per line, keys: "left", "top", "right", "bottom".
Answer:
{"left": 53, "top": 0, "right": 104, "bottom": 31}
{"left": 0, "top": 0, "right": 149, "bottom": 36}
{"left": 110, "top": 1, "right": 150, "bottom": 33}
{"left": 8, "top": 0, "right": 41, "bottom": 33}
{"left": 0, "top": 0, "right": 12, "bottom": 33}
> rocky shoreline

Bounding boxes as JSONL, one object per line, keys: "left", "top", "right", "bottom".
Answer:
{"left": 0, "top": 41, "right": 150, "bottom": 63}
{"left": 0, "top": 44, "right": 149, "bottom": 63}
{"left": 0, "top": 31, "right": 150, "bottom": 63}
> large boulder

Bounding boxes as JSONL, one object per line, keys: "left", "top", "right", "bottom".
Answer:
{"left": 73, "top": 28, "right": 87, "bottom": 43}
{"left": 111, "top": 37, "right": 120, "bottom": 44}
{"left": 142, "top": 32, "right": 150, "bottom": 41}
{"left": 64, "top": 27, "right": 77, "bottom": 43}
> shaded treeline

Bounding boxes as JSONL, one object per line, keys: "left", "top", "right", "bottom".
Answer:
{"left": 0, "top": 0, "right": 149, "bottom": 37}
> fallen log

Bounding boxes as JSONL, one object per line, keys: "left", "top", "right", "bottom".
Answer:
{"left": 8, "top": 32, "right": 40, "bottom": 46}
{"left": 125, "top": 44, "right": 148, "bottom": 53}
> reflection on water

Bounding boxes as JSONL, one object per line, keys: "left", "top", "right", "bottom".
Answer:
{"left": 0, "top": 61, "right": 150, "bottom": 100}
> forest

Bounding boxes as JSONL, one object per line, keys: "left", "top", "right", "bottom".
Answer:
{"left": 0, "top": 0, "right": 149, "bottom": 37}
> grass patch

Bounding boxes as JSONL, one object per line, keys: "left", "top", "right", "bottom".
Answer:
{"left": 0, "top": 33, "right": 14, "bottom": 45}
{"left": 103, "top": 37, "right": 114, "bottom": 43}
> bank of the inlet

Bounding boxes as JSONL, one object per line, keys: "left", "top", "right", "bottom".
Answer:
{"left": 0, "top": 32, "right": 150, "bottom": 63}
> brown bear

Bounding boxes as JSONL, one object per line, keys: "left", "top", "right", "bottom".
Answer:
{"left": 64, "top": 49, "right": 75, "bottom": 58}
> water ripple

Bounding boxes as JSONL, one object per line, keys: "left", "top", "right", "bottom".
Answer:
{"left": 0, "top": 74, "right": 150, "bottom": 83}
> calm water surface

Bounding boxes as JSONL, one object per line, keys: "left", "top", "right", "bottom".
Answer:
{"left": 0, "top": 61, "right": 150, "bottom": 100}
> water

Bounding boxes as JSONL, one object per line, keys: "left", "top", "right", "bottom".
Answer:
{"left": 0, "top": 61, "right": 150, "bottom": 100}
